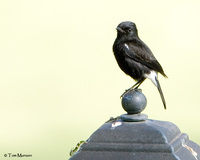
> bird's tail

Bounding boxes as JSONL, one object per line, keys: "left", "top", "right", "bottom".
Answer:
{"left": 155, "top": 77, "right": 166, "bottom": 109}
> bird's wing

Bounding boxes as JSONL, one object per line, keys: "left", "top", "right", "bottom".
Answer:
{"left": 124, "top": 40, "right": 167, "bottom": 77}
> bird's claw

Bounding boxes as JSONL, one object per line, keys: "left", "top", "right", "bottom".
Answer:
{"left": 120, "top": 88, "right": 132, "bottom": 98}
{"left": 120, "top": 88, "right": 142, "bottom": 98}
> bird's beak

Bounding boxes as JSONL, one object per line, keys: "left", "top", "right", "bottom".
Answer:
{"left": 116, "top": 27, "right": 125, "bottom": 33}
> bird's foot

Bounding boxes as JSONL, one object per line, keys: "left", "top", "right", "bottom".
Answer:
{"left": 120, "top": 88, "right": 133, "bottom": 98}
{"left": 120, "top": 88, "right": 142, "bottom": 98}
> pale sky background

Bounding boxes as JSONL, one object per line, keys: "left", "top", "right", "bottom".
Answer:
{"left": 1, "top": 0, "right": 200, "bottom": 159}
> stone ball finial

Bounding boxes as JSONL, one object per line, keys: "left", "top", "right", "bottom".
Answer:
{"left": 121, "top": 89, "right": 147, "bottom": 114}
{"left": 121, "top": 89, "right": 148, "bottom": 122}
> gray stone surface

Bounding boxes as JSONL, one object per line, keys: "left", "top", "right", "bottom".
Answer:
{"left": 69, "top": 87, "right": 200, "bottom": 160}
{"left": 69, "top": 119, "right": 200, "bottom": 160}
{"left": 121, "top": 113, "right": 148, "bottom": 122}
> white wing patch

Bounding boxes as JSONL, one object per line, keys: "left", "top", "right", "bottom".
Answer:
{"left": 124, "top": 43, "right": 129, "bottom": 50}
{"left": 144, "top": 71, "right": 158, "bottom": 87}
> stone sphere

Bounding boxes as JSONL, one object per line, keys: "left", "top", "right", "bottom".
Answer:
{"left": 121, "top": 89, "right": 147, "bottom": 114}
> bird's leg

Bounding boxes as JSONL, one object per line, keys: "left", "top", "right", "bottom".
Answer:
{"left": 120, "top": 78, "right": 145, "bottom": 98}
{"left": 134, "top": 78, "right": 145, "bottom": 89}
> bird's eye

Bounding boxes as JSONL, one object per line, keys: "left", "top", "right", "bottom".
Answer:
{"left": 128, "top": 28, "right": 132, "bottom": 33}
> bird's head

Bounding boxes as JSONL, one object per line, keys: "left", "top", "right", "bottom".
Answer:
{"left": 116, "top": 21, "right": 138, "bottom": 41}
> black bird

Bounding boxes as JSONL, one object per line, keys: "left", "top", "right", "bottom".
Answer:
{"left": 113, "top": 21, "right": 167, "bottom": 109}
